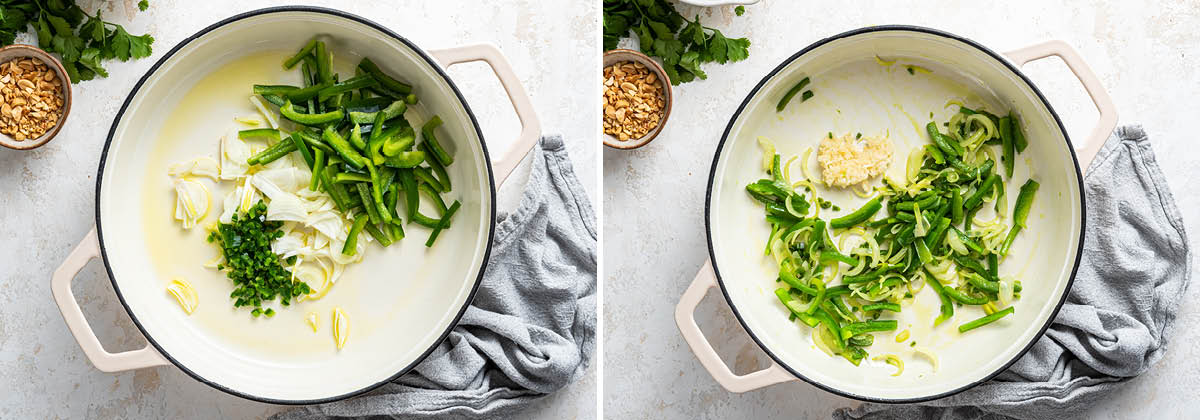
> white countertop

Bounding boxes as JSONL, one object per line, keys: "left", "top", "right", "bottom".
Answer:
{"left": 604, "top": 1, "right": 1199, "bottom": 418}
{"left": 0, "top": 0, "right": 596, "bottom": 418}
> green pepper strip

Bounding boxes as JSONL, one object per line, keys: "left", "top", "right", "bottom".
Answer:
{"left": 924, "top": 216, "right": 951, "bottom": 253}
{"left": 842, "top": 264, "right": 895, "bottom": 284}
{"left": 341, "top": 213, "right": 369, "bottom": 256}
{"left": 914, "top": 240, "right": 933, "bottom": 265}
{"left": 288, "top": 133, "right": 315, "bottom": 169}
{"left": 421, "top": 115, "right": 453, "bottom": 166}
{"left": 318, "top": 75, "right": 379, "bottom": 102}
{"left": 840, "top": 320, "right": 898, "bottom": 340}
{"left": 383, "top": 151, "right": 425, "bottom": 168}
{"left": 830, "top": 197, "right": 882, "bottom": 229}
{"left": 399, "top": 169, "right": 419, "bottom": 220}
{"left": 344, "top": 96, "right": 393, "bottom": 111}
{"left": 281, "top": 101, "right": 344, "bottom": 126}
{"left": 1012, "top": 117, "right": 1028, "bottom": 153}
{"left": 950, "top": 189, "right": 964, "bottom": 225}
{"left": 283, "top": 38, "right": 318, "bottom": 69}
{"left": 418, "top": 183, "right": 448, "bottom": 215}
{"left": 322, "top": 126, "right": 367, "bottom": 169}
{"left": 364, "top": 223, "right": 393, "bottom": 247}
{"left": 315, "top": 41, "right": 332, "bottom": 85}
{"left": 963, "top": 174, "right": 1000, "bottom": 211}
{"left": 295, "top": 130, "right": 333, "bottom": 154}
{"left": 347, "top": 123, "right": 366, "bottom": 151}
{"left": 239, "top": 128, "right": 281, "bottom": 142}
{"left": 958, "top": 307, "right": 1015, "bottom": 333}
{"left": 924, "top": 267, "right": 955, "bottom": 326}
{"left": 424, "top": 200, "right": 461, "bottom": 247}
{"left": 382, "top": 126, "right": 416, "bottom": 157}
{"left": 963, "top": 272, "right": 1022, "bottom": 294}
{"left": 943, "top": 284, "right": 989, "bottom": 305}
{"left": 253, "top": 85, "right": 299, "bottom": 97}
{"left": 779, "top": 268, "right": 818, "bottom": 296}
{"left": 247, "top": 140, "right": 296, "bottom": 166}
{"left": 354, "top": 183, "right": 383, "bottom": 225}
{"left": 924, "top": 144, "right": 945, "bottom": 164}
{"left": 420, "top": 142, "right": 452, "bottom": 192}
{"left": 774, "top": 288, "right": 811, "bottom": 318}
{"left": 927, "top": 122, "right": 962, "bottom": 157}
{"left": 349, "top": 100, "right": 407, "bottom": 125}
{"left": 309, "top": 149, "right": 325, "bottom": 191}
{"left": 1000, "top": 179, "right": 1039, "bottom": 256}
{"left": 894, "top": 194, "right": 938, "bottom": 211}
{"left": 260, "top": 94, "right": 306, "bottom": 113}
{"left": 366, "top": 161, "right": 392, "bottom": 223}
{"left": 358, "top": 57, "right": 413, "bottom": 95}
{"left": 321, "top": 166, "right": 355, "bottom": 212}
{"left": 335, "top": 172, "right": 371, "bottom": 183}
{"left": 953, "top": 256, "right": 992, "bottom": 280}
{"left": 1000, "top": 116, "right": 1016, "bottom": 178}
{"left": 861, "top": 302, "right": 901, "bottom": 313}
{"left": 386, "top": 184, "right": 405, "bottom": 239}
{"left": 819, "top": 250, "right": 859, "bottom": 266}
{"left": 284, "top": 81, "right": 332, "bottom": 102}
{"left": 775, "top": 77, "right": 810, "bottom": 112}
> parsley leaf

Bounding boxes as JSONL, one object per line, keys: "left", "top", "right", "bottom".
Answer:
{"left": 110, "top": 25, "right": 154, "bottom": 61}
{"left": 603, "top": 0, "right": 751, "bottom": 85}
{"left": 735, "top": 5, "right": 746, "bottom": 16}
{"left": 0, "top": 1, "right": 154, "bottom": 83}
{"left": 138, "top": 0, "right": 149, "bottom": 12}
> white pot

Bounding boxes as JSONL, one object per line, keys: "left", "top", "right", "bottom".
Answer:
{"left": 676, "top": 26, "right": 1117, "bottom": 402}
{"left": 51, "top": 6, "right": 540, "bottom": 404}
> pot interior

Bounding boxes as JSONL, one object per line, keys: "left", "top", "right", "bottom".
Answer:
{"left": 97, "top": 9, "right": 492, "bottom": 402}
{"left": 708, "top": 28, "right": 1082, "bottom": 401}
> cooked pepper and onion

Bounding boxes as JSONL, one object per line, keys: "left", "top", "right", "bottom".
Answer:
{"left": 749, "top": 101, "right": 1037, "bottom": 369}
{"left": 163, "top": 38, "right": 463, "bottom": 350}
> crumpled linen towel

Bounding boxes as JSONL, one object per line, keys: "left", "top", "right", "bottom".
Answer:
{"left": 835, "top": 125, "right": 1191, "bottom": 420}
{"left": 276, "top": 135, "right": 596, "bottom": 419}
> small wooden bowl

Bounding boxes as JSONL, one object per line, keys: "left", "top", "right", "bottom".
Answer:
{"left": 0, "top": 44, "right": 71, "bottom": 151}
{"left": 603, "top": 49, "right": 673, "bottom": 150}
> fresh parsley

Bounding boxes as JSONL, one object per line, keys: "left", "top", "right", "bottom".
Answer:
{"left": 138, "top": 0, "right": 149, "bottom": 12}
{"left": 603, "top": 0, "right": 750, "bottom": 85}
{"left": 208, "top": 201, "right": 311, "bottom": 316}
{"left": 735, "top": 5, "right": 745, "bottom": 16}
{"left": 0, "top": 0, "right": 154, "bottom": 83}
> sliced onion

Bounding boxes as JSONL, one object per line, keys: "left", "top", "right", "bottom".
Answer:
{"left": 757, "top": 136, "right": 775, "bottom": 171}
{"left": 913, "top": 202, "right": 929, "bottom": 237}
{"left": 998, "top": 276, "right": 1015, "bottom": 305}
{"left": 906, "top": 147, "right": 925, "bottom": 183}
{"left": 914, "top": 347, "right": 939, "bottom": 372}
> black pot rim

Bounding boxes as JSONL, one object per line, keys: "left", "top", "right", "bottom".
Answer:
{"left": 703, "top": 24, "right": 1087, "bottom": 404}
{"left": 93, "top": 5, "right": 495, "bottom": 405}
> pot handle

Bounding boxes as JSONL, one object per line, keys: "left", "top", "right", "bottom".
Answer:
{"left": 51, "top": 227, "right": 169, "bottom": 372}
{"left": 1005, "top": 40, "right": 1117, "bottom": 174}
{"left": 675, "top": 259, "right": 795, "bottom": 392}
{"left": 429, "top": 44, "right": 542, "bottom": 186}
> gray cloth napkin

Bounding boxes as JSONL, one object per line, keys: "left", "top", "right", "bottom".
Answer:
{"left": 276, "top": 135, "right": 597, "bottom": 420}
{"left": 834, "top": 125, "right": 1191, "bottom": 420}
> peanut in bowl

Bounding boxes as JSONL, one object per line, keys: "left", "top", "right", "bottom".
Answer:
{"left": 602, "top": 49, "right": 672, "bottom": 150}
{"left": 0, "top": 44, "right": 71, "bottom": 151}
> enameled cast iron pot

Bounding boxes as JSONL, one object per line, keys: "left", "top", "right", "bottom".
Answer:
{"left": 676, "top": 26, "right": 1117, "bottom": 402}
{"left": 51, "top": 7, "right": 540, "bottom": 404}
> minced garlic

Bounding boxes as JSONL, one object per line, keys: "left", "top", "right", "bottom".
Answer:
{"left": 816, "top": 133, "right": 893, "bottom": 188}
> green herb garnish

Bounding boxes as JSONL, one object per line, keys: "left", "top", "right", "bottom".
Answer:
{"left": 138, "top": 0, "right": 149, "bottom": 11}
{"left": 735, "top": 5, "right": 745, "bottom": 16}
{"left": 0, "top": 0, "right": 155, "bottom": 83}
{"left": 208, "top": 201, "right": 311, "bottom": 315}
{"left": 602, "top": 0, "right": 750, "bottom": 85}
